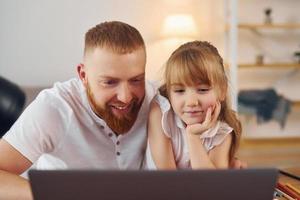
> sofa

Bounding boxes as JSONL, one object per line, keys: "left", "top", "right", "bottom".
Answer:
{"left": 0, "top": 77, "right": 26, "bottom": 137}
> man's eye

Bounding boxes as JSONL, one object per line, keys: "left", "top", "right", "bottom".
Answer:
{"left": 102, "top": 80, "right": 117, "bottom": 86}
{"left": 131, "top": 78, "right": 144, "bottom": 83}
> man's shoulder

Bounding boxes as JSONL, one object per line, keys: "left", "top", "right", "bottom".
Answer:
{"left": 37, "top": 78, "right": 83, "bottom": 102}
{"left": 49, "top": 78, "right": 82, "bottom": 95}
{"left": 24, "top": 78, "right": 86, "bottom": 119}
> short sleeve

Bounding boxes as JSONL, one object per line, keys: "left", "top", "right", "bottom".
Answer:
{"left": 143, "top": 94, "right": 176, "bottom": 169}
{"left": 154, "top": 94, "right": 175, "bottom": 138}
{"left": 3, "top": 93, "right": 68, "bottom": 163}
{"left": 200, "top": 121, "right": 233, "bottom": 151}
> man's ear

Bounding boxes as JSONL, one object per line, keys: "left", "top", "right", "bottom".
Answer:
{"left": 77, "top": 63, "right": 88, "bottom": 86}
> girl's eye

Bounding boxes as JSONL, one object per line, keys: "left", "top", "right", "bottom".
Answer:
{"left": 198, "top": 88, "right": 210, "bottom": 92}
{"left": 174, "top": 89, "right": 185, "bottom": 93}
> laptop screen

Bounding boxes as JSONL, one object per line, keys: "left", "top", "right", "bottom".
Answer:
{"left": 29, "top": 168, "right": 278, "bottom": 200}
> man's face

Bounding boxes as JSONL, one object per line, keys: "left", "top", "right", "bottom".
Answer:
{"left": 78, "top": 47, "right": 146, "bottom": 134}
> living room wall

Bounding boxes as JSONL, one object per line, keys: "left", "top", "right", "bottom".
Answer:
{"left": 0, "top": 0, "right": 222, "bottom": 87}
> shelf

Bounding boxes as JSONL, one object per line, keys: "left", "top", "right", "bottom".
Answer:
{"left": 238, "top": 63, "right": 300, "bottom": 68}
{"left": 238, "top": 23, "right": 300, "bottom": 30}
{"left": 225, "top": 1, "right": 300, "bottom": 138}
{"left": 292, "top": 101, "right": 300, "bottom": 108}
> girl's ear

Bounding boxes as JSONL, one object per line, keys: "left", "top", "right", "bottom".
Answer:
{"left": 218, "top": 88, "right": 227, "bottom": 101}
{"left": 220, "top": 92, "right": 226, "bottom": 101}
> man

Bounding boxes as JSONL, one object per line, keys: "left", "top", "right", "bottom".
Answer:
{"left": 0, "top": 21, "right": 245, "bottom": 200}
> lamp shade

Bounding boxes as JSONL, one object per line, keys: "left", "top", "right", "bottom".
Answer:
{"left": 161, "top": 14, "right": 199, "bottom": 38}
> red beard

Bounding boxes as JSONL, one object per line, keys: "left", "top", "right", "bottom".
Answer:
{"left": 86, "top": 83, "right": 143, "bottom": 135}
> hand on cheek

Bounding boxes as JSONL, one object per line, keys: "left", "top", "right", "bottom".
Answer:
{"left": 186, "top": 101, "right": 221, "bottom": 136}
{"left": 211, "top": 101, "right": 221, "bottom": 118}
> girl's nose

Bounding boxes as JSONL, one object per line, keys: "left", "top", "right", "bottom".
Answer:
{"left": 186, "top": 93, "right": 199, "bottom": 107}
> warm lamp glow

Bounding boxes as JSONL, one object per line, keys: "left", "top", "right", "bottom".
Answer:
{"left": 161, "top": 14, "right": 199, "bottom": 38}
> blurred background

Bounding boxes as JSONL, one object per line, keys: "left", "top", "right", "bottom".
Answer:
{"left": 0, "top": 0, "right": 299, "bottom": 168}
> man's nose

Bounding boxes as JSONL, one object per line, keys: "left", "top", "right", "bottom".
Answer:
{"left": 117, "top": 83, "right": 133, "bottom": 104}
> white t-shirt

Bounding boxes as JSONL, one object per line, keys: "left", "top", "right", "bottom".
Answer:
{"left": 144, "top": 94, "right": 233, "bottom": 169}
{"left": 4, "top": 78, "right": 157, "bottom": 170}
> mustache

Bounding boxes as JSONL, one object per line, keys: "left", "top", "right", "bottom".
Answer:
{"left": 99, "top": 98, "right": 141, "bottom": 134}
{"left": 86, "top": 83, "right": 143, "bottom": 134}
{"left": 109, "top": 98, "right": 138, "bottom": 108}
{"left": 109, "top": 98, "right": 138, "bottom": 110}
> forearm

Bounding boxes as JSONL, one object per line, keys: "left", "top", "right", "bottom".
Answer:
{"left": 0, "top": 170, "right": 33, "bottom": 200}
{"left": 186, "top": 135, "right": 216, "bottom": 169}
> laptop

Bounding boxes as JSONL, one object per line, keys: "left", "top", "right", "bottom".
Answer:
{"left": 29, "top": 168, "right": 278, "bottom": 200}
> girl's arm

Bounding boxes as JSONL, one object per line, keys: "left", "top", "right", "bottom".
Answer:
{"left": 148, "top": 101, "right": 176, "bottom": 169}
{"left": 208, "top": 133, "right": 232, "bottom": 168}
{"left": 186, "top": 133, "right": 216, "bottom": 169}
{"left": 186, "top": 102, "right": 232, "bottom": 169}
{"left": 186, "top": 130, "right": 232, "bottom": 169}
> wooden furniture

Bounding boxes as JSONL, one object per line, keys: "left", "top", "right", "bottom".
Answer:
{"left": 237, "top": 24, "right": 300, "bottom": 72}
{"left": 238, "top": 138, "right": 300, "bottom": 199}
{"left": 225, "top": 0, "right": 300, "bottom": 138}
{"left": 238, "top": 23, "right": 300, "bottom": 30}
{"left": 238, "top": 63, "right": 300, "bottom": 68}
{"left": 238, "top": 138, "right": 300, "bottom": 169}
{"left": 278, "top": 168, "right": 300, "bottom": 199}
{"left": 279, "top": 168, "right": 300, "bottom": 189}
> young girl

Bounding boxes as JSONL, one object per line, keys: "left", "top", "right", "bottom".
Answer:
{"left": 144, "top": 41, "right": 241, "bottom": 169}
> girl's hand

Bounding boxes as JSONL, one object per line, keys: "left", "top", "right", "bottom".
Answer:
{"left": 230, "top": 157, "right": 248, "bottom": 169}
{"left": 186, "top": 101, "right": 221, "bottom": 135}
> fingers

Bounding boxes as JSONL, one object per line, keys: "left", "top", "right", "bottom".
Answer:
{"left": 186, "top": 101, "right": 221, "bottom": 135}
{"left": 190, "top": 107, "right": 212, "bottom": 135}
{"left": 231, "top": 159, "right": 242, "bottom": 169}
{"left": 202, "top": 107, "right": 212, "bottom": 127}
{"left": 186, "top": 123, "right": 207, "bottom": 135}
{"left": 240, "top": 161, "right": 248, "bottom": 169}
{"left": 230, "top": 158, "right": 248, "bottom": 169}
{"left": 211, "top": 101, "right": 221, "bottom": 125}
{"left": 203, "top": 101, "right": 221, "bottom": 130}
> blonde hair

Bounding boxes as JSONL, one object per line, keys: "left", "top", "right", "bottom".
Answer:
{"left": 161, "top": 41, "right": 241, "bottom": 162}
{"left": 84, "top": 21, "right": 145, "bottom": 55}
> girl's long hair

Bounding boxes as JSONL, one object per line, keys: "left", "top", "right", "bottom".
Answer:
{"left": 160, "top": 41, "right": 241, "bottom": 162}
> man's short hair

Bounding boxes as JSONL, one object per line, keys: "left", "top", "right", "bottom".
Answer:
{"left": 84, "top": 21, "right": 145, "bottom": 55}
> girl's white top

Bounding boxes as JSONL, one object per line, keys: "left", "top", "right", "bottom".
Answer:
{"left": 144, "top": 94, "right": 233, "bottom": 169}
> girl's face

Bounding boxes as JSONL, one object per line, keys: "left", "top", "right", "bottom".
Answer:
{"left": 169, "top": 83, "right": 218, "bottom": 125}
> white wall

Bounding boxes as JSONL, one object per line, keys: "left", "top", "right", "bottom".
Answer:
{"left": 1, "top": 0, "right": 298, "bottom": 138}
{"left": 0, "top": 0, "right": 157, "bottom": 86}
{"left": 0, "top": 0, "right": 223, "bottom": 87}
